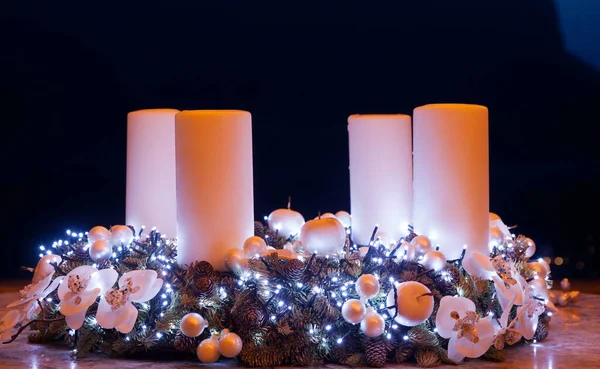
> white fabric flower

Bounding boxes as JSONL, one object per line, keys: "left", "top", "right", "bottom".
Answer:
{"left": 0, "top": 310, "right": 21, "bottom": 341}
{"left": 491, "top": 295, "right": 522, "bottom": 350}
{"left": 33, "top": 254, "right": 62, "bottom": 285}
{"left": 7, "top": 271, "right": 64, "bottom": 320}
{"left": 435, "top": 296, "right": 495, "bottom": 363}
{"left": 515, "top": 292, "right": 545, "bottom": 340}
{"left": 466, "top": 252, "right": 527, "bottom": 311}
{"left": 490, "top": 218, "right": 511, "bottom": 239}
{"left": 58, "top": 266, "right": 117, "bottom": 330}
{"left": 96, "top": 270, "right": 163, "bottom": 334}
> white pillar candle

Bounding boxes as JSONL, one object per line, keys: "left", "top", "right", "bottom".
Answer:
{"left": 348, "top": 114, "right": 413, "bottom": 246}
{"left": 126, "top": 109, "right": 179, "bottom": 238}
{"left": 176, "top": 110, "right": 254, "bottom": 270}
{"left": 413, "top": 104, "right": 489, "bottom": 259}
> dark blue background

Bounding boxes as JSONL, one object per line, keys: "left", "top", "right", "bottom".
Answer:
{"left": 1, "top": 0, "right": 598, "bottom": 280}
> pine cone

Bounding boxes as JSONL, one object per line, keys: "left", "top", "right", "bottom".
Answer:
{"left": 539, "top": 313, "right": 552, "bottom": 324}
{"left": 64, "top": 329, "right": 77, "bottom": 348}
{"left": 236, "top": 304, "right": 265, "bottom": 329}
{"left": 405, "top": 232, "right": 418, "bottom": 242}
{"left": 194, "top": 276, "right": 216, "bottom": 298}
{"left": 446, "top": 266, "right": 462, "bottom": 284}
{"left": 408, "top": 326, "right": 439, "bottom": 349}
{"left": 415, "top": 349, "right": 441, "bottom": 367}
{"left": 97, "top": 260, "right": 112, "bottom": 270}
{"left": 254, "top": 221, "right": 266, "bottom": 238}
{"left": 438, "top": 280, "right": 458, "bottom": 297}
{"left": 283, "top": 259, "right": 305, "bottom": 281}
{"left": 73, "top": 245, "right": 90, "bottom": 259}
{"left": 173, "top": 332, "right": 201, "bottom": 353}
{"left": 122, "top": 257, "right": 141, "bottom": 268}
{"left": 365, "top": 339, "right": 388, "bottom": 368}
{"left": 534, "top": 321, "right": 549, "bottom": 342}
{"left": 400, "top": 270, "right": 417, "bottom": 282}
{"left": 394, "top": 344, "right": 413, "bottom": 363}
{"left": 191, "top": 261, "right": 214, "bottom": 277}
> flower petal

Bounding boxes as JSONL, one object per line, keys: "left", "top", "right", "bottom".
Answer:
{"left": 60, "top": 288, "right": 100, "bottom": 316}
{"left": 545, "top": 300, "right": 558, "bottom": 312}
{"left": 42, "top": 276, "right": 65, "bottom": 298}
{"left": 33, "top": 255, "right": 62, "bottom": 284}
{"left": 136, "top": 278, "right": 163, "bottom": 303}
{"left": 91, "top": 269, "right": 118, "bottom": 294}
{"left": 490, "top": 219, "right": 511, "bottom": 238}
{"left": 58, "top": 265, "right": 99, "bottom": 299}
{"left": 435, "top": 296, "right": 475, "bottom": 338}
{"left": 112, "top": 302, "right": 133, "bottom": 329}
{"left": 516, "top": 307, "right": 539, "bottom": 340}
{"left": 0, "top": 330, "right": 15, "bottom": 341}
{"left": 499, "top": 294, "right": 515, "bottom": 330}
{"left": 115, "top": 302, "right": 138, "bottom": 334}
{"left": 96, "top": 297, "right": 117, "bottom": 329}
{"left": 25, "top": 302, "right": 39, "bottom": 320}
{"left": 492, "top": 275, "right": 516, "bottom": 311}
{"left": 6, "top": 296, "right": 35, "bottom": 309}
{"left": 463, "top": 252, "right": 495, "bottom": 279}
{"left": 1, "top": 310, "right": 21, "bottom": 329}
{"left": 448, "top": 335, "right": 466, "bottom": 363}
{"left": 508, "top": 282, "right": 525, "bottom": 306}
{"left": 27, "top": 272, "right": 54, "bottom": 298}
{"left": 65, "top": 310, "right": 87, "bottom": 330}
{"left": 454, "top": 317, "right": 495, "bottom": 358}
{"left": 120, "top": 270, "right": 158, "bottom": 301}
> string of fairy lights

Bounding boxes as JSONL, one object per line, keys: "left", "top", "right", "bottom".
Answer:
{"left": 20, "top": 218, "right": 556, "bottom": 366}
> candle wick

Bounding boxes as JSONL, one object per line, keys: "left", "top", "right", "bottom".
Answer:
{"left": 287, "top": 196, "right": 291, "bottom": 209}
{"left": 318, "top": 211, "right": 321, "bottom": 219}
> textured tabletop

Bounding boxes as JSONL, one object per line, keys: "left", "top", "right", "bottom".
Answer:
{"left": 0, "top": 290, "right": 597, "bottom": 369}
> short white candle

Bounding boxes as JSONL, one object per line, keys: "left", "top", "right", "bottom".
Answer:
{"left": 348, "top": 114, "right": 413, "bottom": 246}
{"left": 126, "top": 109, "right": 179, "bottom": 237}
{"left": 176, "top": 110, "right": 254, "bottom": 270}
{"left": 413, "top": 104, "right": 489, "bottom": 259}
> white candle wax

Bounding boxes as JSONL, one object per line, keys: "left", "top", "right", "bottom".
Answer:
{"left": 176, "top": 110, "right": 254, "bottom": 270}
{"left": 126, "top": 109, "right": 179, "bottom": 237}
{"left": 413, "top": 104, "right": 489, "bottom": 259}
{"left": 348, "top": 114, "right": 413, "bottom": 246}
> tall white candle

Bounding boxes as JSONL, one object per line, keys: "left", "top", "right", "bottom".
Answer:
{"left": 348, "top": 114, "right": 413, "bottom": 246}
{"left": 413, "top": 104, "right": 489, "bottom": 259}
{"left": 126, "top": 109, "right": 179, "bottom": 238}
{"left": 175, "top": 110, "right": 254, "bottom": 270}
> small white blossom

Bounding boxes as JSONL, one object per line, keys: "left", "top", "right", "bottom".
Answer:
{"left": 58, "top": 266, "right": 117, "bottom": 330}
{"left": 435, "top": 296, "right": 495, "bottom": 363}
{"left": 7, "top": 270, "right": 64, "bottom": 320}
{"left": 0, "top": 310, "right": 21, "bottom": 341}
{"left": 96, "top": 270, "right": 163, "bottom": 333}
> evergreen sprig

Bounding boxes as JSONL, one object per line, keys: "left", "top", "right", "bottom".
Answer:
{"left": 15, "top": 227, "right": 551, "bottom": 368}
